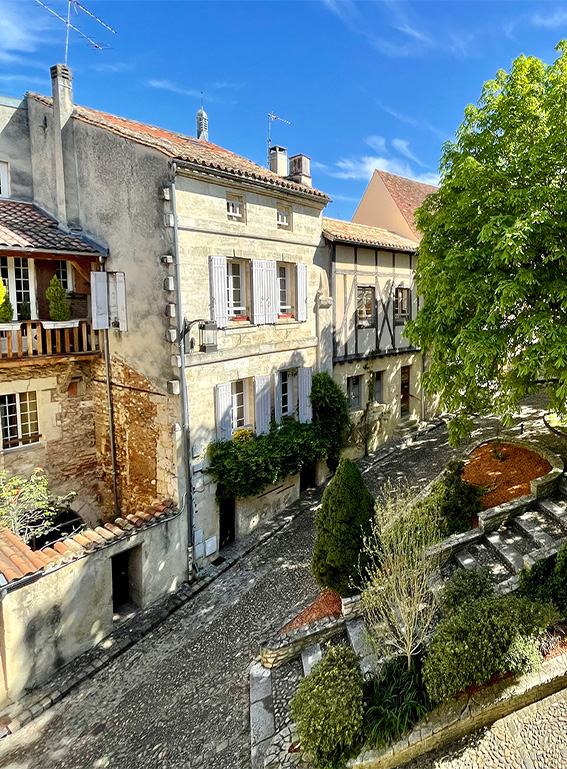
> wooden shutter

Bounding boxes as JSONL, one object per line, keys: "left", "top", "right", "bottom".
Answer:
{"left": 215, "top": 382, "right": 233, "bottom": 441}
{"left": 91, "top": 271, "right": 109, "bottom": 330}
{"left": 254, "top": 375, "right": 271, "bottom": 435}
{"left": 210, "top": 256, "right": 228, "bottom": 328}
{"left": 251, "top": 260, "right": 266, "bottom": 325}
{"left": 296, "top": 263, "right": 308, "bottom": 322}
{"left": 274, "top": 371, "right": 282, "bottom": 424}
{"left": 298, "top": 366, "right": 313, "bottom": 423}
{"left": 265, "top": 260, "right": 278, "bottom": 324}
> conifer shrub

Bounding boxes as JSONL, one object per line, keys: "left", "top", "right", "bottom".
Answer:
{"left": 418, "top": 459, "right": 482, "bottom": 536}
{"left": 518, "top": 542, "right": 567, "bottom": 615}
{"left": 439, "top": 566, "right": 495, "bottom": 615}
{"left": 311, "top": 458, "right": 374, "bottom": 597}
{"left": 290, "top": 645, "right": 364, "bottom": 768}
{"left": 45, "top": 275, "right": 71, "bottom": 322}
{"left": 0, "top": 282, "right": 13, "bottom": 323}
{"left": 423, "top": 594, "right": 558, "bottom": 704}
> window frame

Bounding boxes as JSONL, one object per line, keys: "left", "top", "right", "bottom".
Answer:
{"left": 56, "top": 260, "right": 74, "bottom": 292}
{"left": 394, "top": 286, "right": 411, "bottom": 323}
{"left": 277, "top": 263, "right": 293, "bottom": 317}
{"left": 280, "top": 370, "right": 295, "bottom": 418}
{"left": 0, "top": 256, "right": 37, "bottom": 321}
{"left": 276, "top": 204, "right": 292, "bottom": 231}
{"left": 0, "top": 162, "right": 9, "bottom": 199}
{"left": 0, "top": 391, "right": 40, "bottom": 451}
{"left": 346, "top": 375, "right": 361, "bottom": 411}
{"left": 227, "top": 259, "right": 248, "bottom": 320}
{"left": 230, "top": 380, "right": 249, "bottom": 433}
{"left": 357, "top": 285, "right": 376, "bottom": 328}
{"left": 374, "top": 371, "right": 384, "bottom": 403}
{"left": 226, "top": 194, "right": 245, "bottom": 223}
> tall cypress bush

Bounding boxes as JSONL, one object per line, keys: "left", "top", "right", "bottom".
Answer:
{"left": 311, "top": 457, "right": 374, "bottom": 597}
{"left": 46, "top": 275, "right": 71, "bottom": 322}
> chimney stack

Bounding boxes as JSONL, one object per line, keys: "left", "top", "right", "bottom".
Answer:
{"left": 50, "top": 64, "right": 75, "bottom": 228}
{"left": 269, "top": 145, "right": 288, "bottom": 176}
{"left": 287, "top": 154, "right": 311, "bottom": 188}
{"left": 196, "top": 105, "right": 208, "bottom": 141}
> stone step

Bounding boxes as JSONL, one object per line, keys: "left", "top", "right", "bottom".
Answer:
{"left": 485, "top": 531, "right": 526, "bottom": 574}
{"left": 539, "top": 497, "right": 567, "bottom": 523}
{"left": 559, "top": 477, "right": 567, "bottom": 497}
{"left": 454, "top": 548, "right": 477, "bottom": 571}
{"left": 301, "top": 644, "right": 322, "bottom": 677}
{"left": 346, "top": 618, "right": 378, "bottom": 675}
{"left": 515, "top": 509, "right": 558, "bottom": 550}
{"left": 454, "top": 542, "right": 512, "bottom": 582}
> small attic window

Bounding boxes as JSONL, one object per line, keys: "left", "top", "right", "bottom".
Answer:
{"left": 0, "top": 162, "right": 9, "bottom": 199}
{"left": 227, "top": 194, "right": 245, "bottom": 223}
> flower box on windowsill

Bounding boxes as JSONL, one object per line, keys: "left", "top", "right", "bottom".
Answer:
{"left": 278, "top": 313, "right": 294, "bottom": 320}
{"left": 41, "top": 319, "right": 81, "bottom": 330}
{"left": 229, "top": 316, "right": 249, "bottom": 322}
{"left": 0, "top": 322, "right": 22, "bottom": 332}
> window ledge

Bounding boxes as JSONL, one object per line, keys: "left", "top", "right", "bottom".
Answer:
{"left": 2, "top": 439, "right": 41, "bottom": 454}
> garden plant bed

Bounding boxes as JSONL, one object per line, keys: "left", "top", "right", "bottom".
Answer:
{"left": 279, "top": 589, "right": 342, "bottom": 634}
{"left": 463, "top": 442, "right": 552, "bottom": 509}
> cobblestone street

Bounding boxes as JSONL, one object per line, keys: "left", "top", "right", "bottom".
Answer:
{"left": 0, "top": 403, "right": 565, "bottom": 769}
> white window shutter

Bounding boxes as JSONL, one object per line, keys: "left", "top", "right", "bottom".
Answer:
{"left": 254, "top": 375, "right": 271, "bottom": 435}
{"left": 265, "top": 260, "right": 278, "bottom": 324}
{"left": 251, "top": 260, "right": 266, "bottom": 325}
{"left": 91, "top": 271, "right": 109, "bottom": 330}
{"left": 115, "top": 272, "right": 128, "bottom": 331}
{"left": 210, "top": 256, "right": 229, "bottom": 328}
{"left": 215, "top": 382, "right": 233, "bottom": 441}
{"left": 274, "top": 371, "right": 282, "bottom": 424}
{"left": 298, "top": 366, "right": 313, "bottom": 424}
{"left": 296, "top": 263, "right": 308, "bottom": 322}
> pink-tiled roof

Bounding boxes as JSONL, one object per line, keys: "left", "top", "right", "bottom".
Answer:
{"left": 0, "top": 500, "right": 177, "bottom": 586}
{"left": 376, "top": 170, "right": 437, "bottom": 240}
{"left": 322, "top": 217, "right": 418, "bottom": 252}
{"left": 27, "top": 93, "right": 329, "bottom": 201}
{"left": 0, "top": 200, "right": 100, "bottom": 255}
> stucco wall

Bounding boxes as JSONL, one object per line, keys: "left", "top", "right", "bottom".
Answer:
{"left": 0, "top": 98, "right": 34, "bottom": 202}
{"left": 352, "top": 170, "right": 416, "bottom": 241}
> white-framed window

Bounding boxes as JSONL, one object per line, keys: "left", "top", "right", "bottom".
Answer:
{"left": 0, "top": 256, "right": 36, "bottom": 321}
{"left": 0, "top": 162, "right": 9, "bottom": 199}
{"left": 0, "top": 391, "right": 39, "bottom": 450}
{"left": 374, "top": 371, "right": 383, "bottom": 403}
{"left": 56, "top": 260, "right": 74, "bottom": 292}
{"left": 231, "top": 380, "right": 248, "bottom": 432}
{"left": 394, "top": 286, "right": 410, "bottom": 322}
{"left": 347, "top": 375, "right": 361, "bottom": 410}
{"left": 278, "top": 263, "right": 292, "bottom": 315}
{"left": 357, "top": 286, "right": 375, "bottom": 327}
{"left": 280, "top": 370, "right": 292, "bottom": 417}
{"left": 227, "top": 260, "right": 248, "bottom": 318}
{"left": 227, "top": 194, "right": 245, "bottom": 223}
{"left": 277, "top": 204, "right": 291, "bottom": 230}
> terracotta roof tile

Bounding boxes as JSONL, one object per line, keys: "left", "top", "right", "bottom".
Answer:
{"left": 53, "top": 541, "right": 71, "bottom": 555}
{"left": 81, "top": 530, "right": 104, "bottom": 544}
{"left": 93, "top": 526, "right": 114, "bottom": 541}
{"left": 376, "top": 170, "right": 437, "bottom": 241}
{"left": 322, "top": 217, "right": 418, "bottom": 252}
{"left": 103, "top": 523, "right": 125, "bottom": 536}
{"left": 26, "top": 93, "right": 329, "bottom": 202}
{"left": 0, "top": 200, "right": 101, "bottom": 255}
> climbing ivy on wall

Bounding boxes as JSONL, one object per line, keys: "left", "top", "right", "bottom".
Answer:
{"left": 208, "top": 372, "right": 350, "bottom": 500}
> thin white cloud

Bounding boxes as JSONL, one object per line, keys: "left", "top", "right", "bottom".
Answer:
{"left": 327, "top": 193, "right": 361, "bottom": 203}
{"left": 148, "top": 79, "right": 237, "bottom": 105}
{"left": 365, "top": 135, "right": 386, "bottom": 152}
{"left": 395, "top": 23, "right": 432, "bottom": 45}
{"left": 379, "top": 103, "right": 451, "bottom": 142}
{"left": 0, "top": 73, "right": 47, "bottom": 87}
{"left": 391, "top": 138, "right": 425, "bottom": 167}
{"left": 323, "top": 153, "right": 439, "bottom": 186}
{"left": 0, "top": 0, "right": 54, "bottom": 54}
{"left": 92, "top": 62, "right": 134, "bottom": 74}
{"left": 532, "top": 9, "right": 567, "bottom": 28}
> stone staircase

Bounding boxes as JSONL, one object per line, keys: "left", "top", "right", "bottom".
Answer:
{"left": 394, "top": 416, "right": 420, "bottom": 441}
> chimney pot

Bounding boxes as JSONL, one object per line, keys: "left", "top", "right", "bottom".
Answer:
{"left": 287, "top": 154, "right": 312, "bottom": 187}
{"left": 269, "top": 145, "right": 288, "bottom": 176}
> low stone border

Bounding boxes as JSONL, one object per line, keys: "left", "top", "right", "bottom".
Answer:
{"left": 347, "top": 651, "right": 567, "bottom": 769}
{"left": 260, "top": 615, "right": 346, "bottom": 669}
{"left": 341, "top": 594, "right": 363, "bottom": 619}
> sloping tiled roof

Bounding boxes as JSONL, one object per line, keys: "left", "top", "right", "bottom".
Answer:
{"left": 0, "top": 500, "right": 177, "bottom": 586}
{"left": 27, "top": 93, "right": 329, "bottom": 201}
{"left": 322, "top": 217, "right": 418, "bottom": 252}
{"left": 377, "top": 170, "right": 437, "bottom": 240}
{"left": 0, "top": 200, "right": 100, "bottom": 255}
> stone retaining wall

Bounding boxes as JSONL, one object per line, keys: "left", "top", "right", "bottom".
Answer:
{"left": 259, "top": 615, "right": 345, "bottom": 669}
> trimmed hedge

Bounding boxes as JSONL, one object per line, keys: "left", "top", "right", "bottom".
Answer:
{"left": 418, "top": 459, "right": 482, "bottom": 536}
{"left": 439, "top": 566, "right": 495, "bottom": 615}
{"left": 518, "top": 541, "right": 567, "bottom": 615}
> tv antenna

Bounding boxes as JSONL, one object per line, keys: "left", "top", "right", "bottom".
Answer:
{"left": 34, "top": 0, "right": 116, "bottom": 66}
{"left": 267, "top": 111, "right": 291, "bottom": 165}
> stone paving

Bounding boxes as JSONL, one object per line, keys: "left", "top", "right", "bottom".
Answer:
{"left": 0, "top": 397, "right": 563, "bottom": 769}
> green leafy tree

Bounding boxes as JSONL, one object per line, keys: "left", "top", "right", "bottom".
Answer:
{"left": 311, "top": 457, "right": 374, "bottom": 597}
{"left": 0, "top": 281, "right": 13, "bottom": 323}
{"left": 310, "top": 372, "right": 351, "bottom": 470}
{"left": 0, "top": 468, "right": 76, "bottom": 544}
{"left": 45, "top": 275, "right": 71, "bottom": 322}
{"left": 408, "top": 42, "right": 567, "bottom": 443}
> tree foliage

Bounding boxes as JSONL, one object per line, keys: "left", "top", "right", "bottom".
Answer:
{"left": 0, "top": 281, "right": 13, "bottom": 323}
{"left": 312, "top": 458, "right": 374, "bottom": 597}
{"left": 46, "top": 275, "right": 71, "bottom": 322}
{"left": 408, "top": 42, "right": 567, "bottom": 442}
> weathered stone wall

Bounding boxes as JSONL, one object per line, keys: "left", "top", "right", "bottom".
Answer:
{"left": 0, "top": 359, "right": 101, "bottom": 520}
{"left": 0, "top": 97, "right": 33, "bottom": 202}
{"left": 91, "top": 356, "right": 178, "bottom": 518}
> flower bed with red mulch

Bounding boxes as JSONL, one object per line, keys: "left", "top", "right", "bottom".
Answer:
{"left": 279, "top": 589, "right": 342, "bottom": 634}
{"left": 463, "top": 442, "right": 552, "bottom": 510}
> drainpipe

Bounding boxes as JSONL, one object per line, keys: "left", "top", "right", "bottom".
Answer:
{"left": 99, "top": 257, "right": 120, "bottom": 516}
{"left": 170, "top": 163, "right": 195, "bottom": 567}
{"left": 421, "top": 351, "right": 426, "bottom": 423}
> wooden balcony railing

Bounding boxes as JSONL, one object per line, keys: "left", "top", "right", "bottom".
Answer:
{"left": 0, "top": 320, "right": 100, "bottom": 360}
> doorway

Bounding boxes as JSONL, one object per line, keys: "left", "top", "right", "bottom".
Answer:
{"left": 111, "top": 547, "right": 142, "bottom": 612}
{"left": 300, "top": 463, "right": 317, "bottom": 492}
{"left": 400, "top": 366, "right": 411, "bottom": 416}
{"left": 219, "top": 496, "right": 236, "bottom": 548}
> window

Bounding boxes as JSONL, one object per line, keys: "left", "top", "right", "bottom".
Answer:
{"left": 278, "top": 264, "right": 292, "bottom": 315}
{"left": 0, "top": 391, "right": 39, "bottom": 450}
{"left": 56, "top": 260, "right": 72, "bottom": 291}
{"left": 374, "top": 371, "right": 383, "bottom": 403}
{"left": 280, "top": 370, "right": 292, "bottom": 417}
{"left": 357, "top": 286, "right": 375, "bottom": 327}
{"left": 394, "top": 286, "right": 410, "bottom": 322}
{"left": 231, "top": 380, "right": 248, "bottom": 432}
{"left": 0, "top": 162, "right": 8, "bottom": 199}
{"left": 226, "top": 194, "right": 245, "bottom": 223}
{"left": 347, "top": 375, "right": 361, "bottom": 410}
{"left": 227, "top": 260, "right": 247, "bottom": 318}
{"left": 277, "top": 204, "right": 291, "bottom": 230}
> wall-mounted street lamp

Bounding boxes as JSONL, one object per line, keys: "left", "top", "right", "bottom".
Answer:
{"left": 182, "top": 318, "right": 218, "bottom": 353}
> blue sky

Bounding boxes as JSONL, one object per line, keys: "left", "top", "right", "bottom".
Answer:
{"left": 1, "top": 1, "right": 567, "bottom": 218}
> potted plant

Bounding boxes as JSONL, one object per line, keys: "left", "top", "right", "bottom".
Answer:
{"left": 42, "top": 276, "right": 79, "bottom": 329}
{"left": 0, "top": 282, "right": 17, "bottom": 331}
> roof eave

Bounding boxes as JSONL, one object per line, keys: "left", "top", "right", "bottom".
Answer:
{"left": 322, "top": 232, "right": 417, "bottom": 253}
{"left": 0, "top": 246, "right": 104, "bottom": 258}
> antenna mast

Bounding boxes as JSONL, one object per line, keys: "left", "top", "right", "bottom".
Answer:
{"left": 34, "top": 0, "right": 116, "bottom": 65}
{"left": 267, "top": 111, "right": 291, "bottom": 165}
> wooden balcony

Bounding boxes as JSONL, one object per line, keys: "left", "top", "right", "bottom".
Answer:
{"left": 0, "top": 320, "right": 100, "bottom": 365}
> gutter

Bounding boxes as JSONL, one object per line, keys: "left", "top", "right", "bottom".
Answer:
{"left": 170, "top": 163, "right": 195, "bottom": 567}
